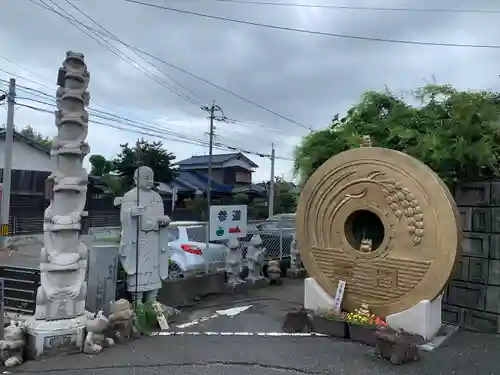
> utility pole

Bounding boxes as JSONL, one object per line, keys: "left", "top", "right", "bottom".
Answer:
{"left": 268, "top": 143, "right": 275, "bottom": 218}
{"left": 0, "top": 79, "right": 15, "bottom": 248}
{"left": 201, "top": 101, "right": 227, "bottom": 272}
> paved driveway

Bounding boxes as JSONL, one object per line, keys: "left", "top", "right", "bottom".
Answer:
{"left": 14, "top": 280, "right": 500, "bottom": 375}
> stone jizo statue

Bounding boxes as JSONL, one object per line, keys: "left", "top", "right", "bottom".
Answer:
{"left": 119, "top": 166, "right": 170, "bottom": 303}
{"left": 290, "top": 233, "right": 303, "bottom": 270}
{"left": 246, "top": 235, "right": 266, "bottom": 282}
{"left": 225, "top": 237, "right": 244, "bottom": 286}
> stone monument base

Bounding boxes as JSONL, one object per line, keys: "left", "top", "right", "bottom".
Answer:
{"left": 25, "top": 315, "right": 87, "bottom": 360}
{"left": 386, "top": 294, "right": 443, "bottom": 341}
{"left": 303, "top": 277, "right": 335, "bottom": 311}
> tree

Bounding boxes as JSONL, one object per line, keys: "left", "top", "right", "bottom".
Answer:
{"left": 274, "top": 179, "right": 297, "bottom": 214}
{"left": 19, "top": 125, "right": 51, "bottom": 148}
{"left": 89, "top": 154, "right": 111, "bottom": 176}
{"left": 111, "top": 138, "right": 176, "bottom": 190}
{"left": 294, "top": 84, "right": 500, "bottom": 188}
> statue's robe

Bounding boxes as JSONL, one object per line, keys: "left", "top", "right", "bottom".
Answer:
{"left": 119, "top": 187, "right": 168, "bottom": 292}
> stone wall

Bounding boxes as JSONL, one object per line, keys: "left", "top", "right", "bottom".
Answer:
{"left": 443, "top": 181, "right": 500, "bottom": 332}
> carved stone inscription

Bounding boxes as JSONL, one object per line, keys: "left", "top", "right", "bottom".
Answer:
{"left": 43, "top": 333, "right": 77, "bottom": 352}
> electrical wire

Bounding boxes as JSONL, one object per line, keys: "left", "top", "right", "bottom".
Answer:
{"left": 123, "top": 0, "right": 500, "bottom": 49}
{"left": 61, "top": 0, "right": 204, "bottom": 104}
{"left": 32, "top": 0, "right": 203, "bottom": 108}
{"left": 12, "top": 82, "right": 294, "bottom": 145}
{"left": 29, "top": 0, "right": 312, "bottom": 131}
{"left": 15, "top": 100, "right": 293, "bottom": 160}
{"left": 189, "top": 0, "right": 500, "bottom": 14}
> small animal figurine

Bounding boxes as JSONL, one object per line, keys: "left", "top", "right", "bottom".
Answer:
{"left": 108, "top": 299, "right": 140, "bottom": 343}
{"left": 282, "top": 306, "right": 313, "bottom": 333}
{"left": 0, "top": 322, "right": 25, "bottom": 368}
{"left": 83, "top": 310, "right": 114, "bottom": 354}
{"left": 267, "top": 260, "right": 282, "bottom": 284}
{"left": 375, "top": 326, "right": 421, "bottom": 365}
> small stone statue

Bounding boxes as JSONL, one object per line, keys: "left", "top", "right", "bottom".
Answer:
{"left": 359, "top": 238, "right": 372, "bottom": 253}
{"left": 375, "top": 326, "right": 421, "bottom": 365}
{"left": 358, "top": 303, "right": 371, "bottom": 316}
{"left": 0, "top": 322, "right": 26, "bottom": 368}
{"left": 290, "top": 233, "right": 303, "bottom": 270}
{"left": 225, "top": 237, "right": 244, "bottom": 286}
{"left": 282, "top": 306, "right": 313, "bottom": 333}
{"left": 108, "top": 299, "right": 140, "bottom": 344}
{"left": 83, "top": 310, "right": 114, "bottom": 354}
{"left": 246, "top": 235, "right": 266, "bottom": 282}
{"left": 267, "top": 260, "right": 282, "bottom": 284}
{"left": 118, "top": 166, "right": 171, "bottom": 304}
{"left": 360, "top": 135, "right": 372, "bottom": 147}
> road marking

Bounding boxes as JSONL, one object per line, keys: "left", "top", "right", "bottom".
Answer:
{"left": 151, "top": 331, "right": 328, "bottom": 337}
{"left": 176, "top": 305, "right": 253, "bottom": 329}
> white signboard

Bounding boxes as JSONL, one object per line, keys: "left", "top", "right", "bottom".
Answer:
{"left": 333, "top": 280, "right": 346, "bottom": 313}
{"left": 209, "top": 205, "right": 248, "bottom": 241}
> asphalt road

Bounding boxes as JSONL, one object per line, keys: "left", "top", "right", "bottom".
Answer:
{"left": 11, "top": 279, "right": 500, "bottom": 375}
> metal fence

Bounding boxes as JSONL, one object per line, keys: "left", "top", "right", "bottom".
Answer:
{"left": 0, "top": 217, "right": 296, "bottom": 315}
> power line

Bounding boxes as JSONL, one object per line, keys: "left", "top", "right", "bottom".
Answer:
{"left": 30, "top": 0, "right": 312, "bottom": 131}
{"left": 14, "top": 100, "right": 292, "bottom": 160}
{"left": 60, "top": 0, "right": 204, "bottom": 103}
{"left": 32, "top": 0, "right": 203, "bottom": 108}
{"left": 194, "top": 0, "right": 500, "bottom": 14}
{"left": 12, "top": 81, "right": 293, "bottom": 144}
{"left": 123, "top": 0, "right": 500, "bottom": 49}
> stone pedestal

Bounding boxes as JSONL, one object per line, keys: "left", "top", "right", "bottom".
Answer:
{"left": 386, "top": 294, "right": 443, "bottom": 341}
{"left": 25, "top": 316, "right": 86, "bottom": 360}
{"left": 303, "top": 277, "right": 335, "bottom": 311}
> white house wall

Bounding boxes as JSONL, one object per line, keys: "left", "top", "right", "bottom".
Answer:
{"left": 0, "top": 138, "right": 52, "bottom": 172}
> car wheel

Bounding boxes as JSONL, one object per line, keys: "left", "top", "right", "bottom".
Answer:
{"left": 168, "top": 262, "right": 184, "bottom": 279}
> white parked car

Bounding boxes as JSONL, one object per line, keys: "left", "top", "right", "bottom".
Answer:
{"left": 165, "top": 221, "right": 227, "bottom": 279}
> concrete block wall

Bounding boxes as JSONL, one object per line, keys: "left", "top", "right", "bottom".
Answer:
{"left": 443, "top": 181, "right": 500, "bottom": 332}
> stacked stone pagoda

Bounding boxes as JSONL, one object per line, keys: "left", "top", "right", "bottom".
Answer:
{"left": 26, "top": 51, "right": 91, "bottom": 359}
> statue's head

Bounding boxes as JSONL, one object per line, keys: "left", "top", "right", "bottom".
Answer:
{"left": 134, "top": 166, "right": 154, "bottom": 190}
{"left": 249, "top": 234, "right": 263, "bottom": 247}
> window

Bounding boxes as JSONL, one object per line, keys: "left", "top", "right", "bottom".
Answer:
{"left": 235, "top": 171, "right": 250, "bottom": 183}
{"left": 167, "top": 227, "right": 179, "bottom": 242}
{"left": 186, "top": 226, "right": 206, "bottom": 242}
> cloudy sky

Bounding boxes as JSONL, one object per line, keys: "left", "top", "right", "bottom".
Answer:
{"left": 1, "top": 0, "right": 500, "bottom": 182}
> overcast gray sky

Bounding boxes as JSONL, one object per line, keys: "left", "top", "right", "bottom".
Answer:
{"left": 1, "top": 0, "right": 500, "bottom": 182}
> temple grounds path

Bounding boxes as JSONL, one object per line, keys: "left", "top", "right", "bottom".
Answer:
{"left": 13, "top": 279, "right": 500, "bottom": 375}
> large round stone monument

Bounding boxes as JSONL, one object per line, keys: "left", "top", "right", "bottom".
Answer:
{"left": 296, "top": 144, "right": 461, "bottom": 318}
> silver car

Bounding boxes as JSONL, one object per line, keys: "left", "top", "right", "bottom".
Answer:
{"left": 165, "top": 222, "right": 227, "bottom": 279}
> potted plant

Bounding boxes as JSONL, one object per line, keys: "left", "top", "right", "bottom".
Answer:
{"left": 312, "top": 308, "right": 348, "bottom": 338}
{"left": 346, "top": 305, "right": 388, "bottom": 346}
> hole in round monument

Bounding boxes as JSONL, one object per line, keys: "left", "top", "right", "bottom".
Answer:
{"left": 344, "top": 210, "right": 385, "bottom": 252}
